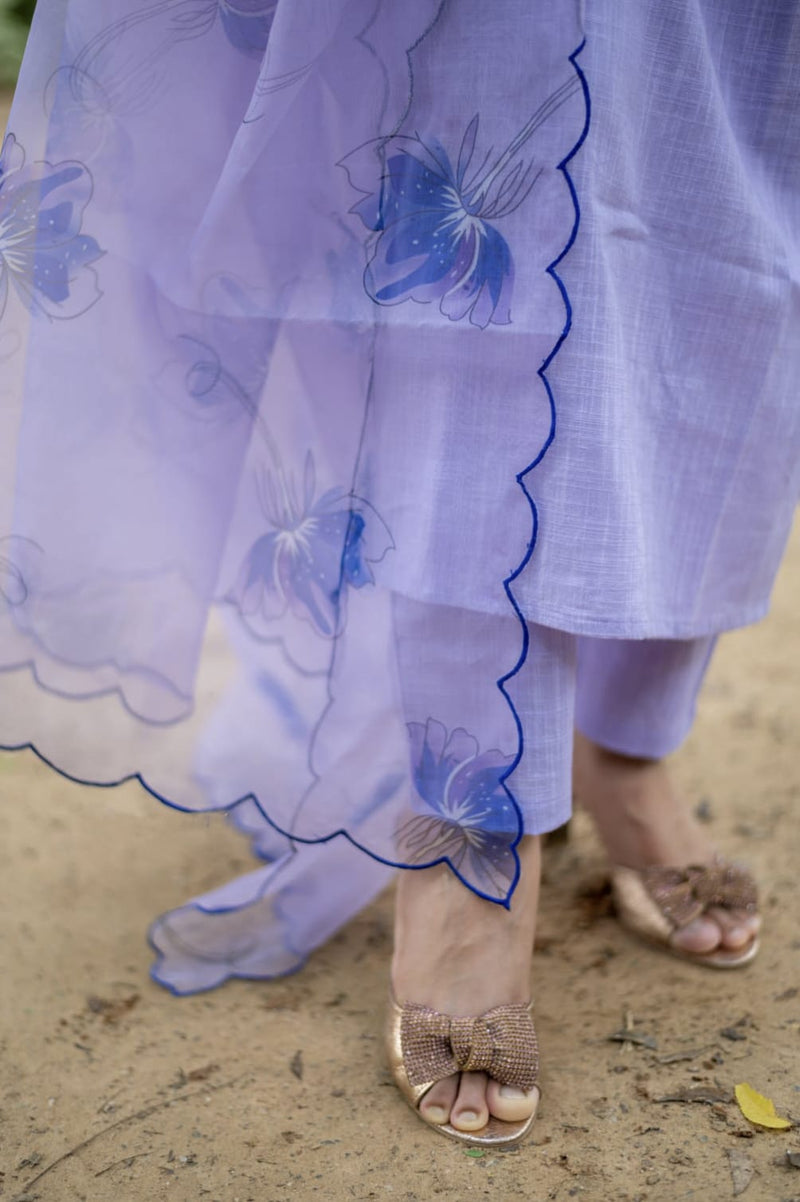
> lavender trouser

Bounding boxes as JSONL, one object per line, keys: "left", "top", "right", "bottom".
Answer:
{"left": 390, "top": 595, "right": 717, "bottom": 837}
{"left": 505, "top": 626, "right": 716, "bottom": 835}
{"left": 147, "top": 623, "right": 717, "bottom": 991}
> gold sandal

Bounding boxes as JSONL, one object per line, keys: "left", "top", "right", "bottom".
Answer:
{"left": 611, "top": 857, "right": 759, "bottom": 968}
{"left": 385, "top": 994, "right": 540, "bottom": 1145}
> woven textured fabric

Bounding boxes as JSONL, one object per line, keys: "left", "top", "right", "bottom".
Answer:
{"left": 400, "top": 1002, "right": 539, "bottom": 1093}
{"left": 521, "top": 1, "right": 800, "bottom": 638}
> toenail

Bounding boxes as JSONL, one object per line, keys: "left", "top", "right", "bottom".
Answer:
{"left": 424, "top": 1105, "right": 448, "bottom": 1125}
{"left": 728, "top": 926, "right": 747, "bottom": 944}
{"left": 499, "top": 1085, "right": 526, "bottom": 1098}
{"left": 458, "top": 1109, "right": 478, "bottom": 1123}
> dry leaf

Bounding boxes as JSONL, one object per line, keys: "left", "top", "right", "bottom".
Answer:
{"left": 726, "top": 1146, "right": 754, "bottom": 1196}
{"left": 186, "top": 1063, "right": 219, "bottom": 1082}
{"left": 734, "top": 1083, "right": 793, "bottom": 1130}
{"left": 85, "top": 993, "right": 140, "bottom": 1023}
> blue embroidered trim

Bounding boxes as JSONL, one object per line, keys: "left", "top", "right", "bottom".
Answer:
{"left": 148, "top": 855, "right": 311, "bottom": 996}
{"left": 495, "top": 38, "right": 591, "bottom": 909}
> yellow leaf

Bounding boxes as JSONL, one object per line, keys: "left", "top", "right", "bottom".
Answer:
{"left": 735, "top": 1083, "right": 793, "bottom": 1130}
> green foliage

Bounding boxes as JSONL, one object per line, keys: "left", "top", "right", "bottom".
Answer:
{"left": 0, "top": 0, "right": 34, "bottom": 89}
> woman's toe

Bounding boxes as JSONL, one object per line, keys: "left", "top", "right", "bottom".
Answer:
{"left": 450, "top": 1072, "right": 490, "bottom": 1132}
{"left": 419, "top": 1074, "right": 459, "bottom": 1127}
{"left": 708, "top": 906, "right": 760, "bottom": 949}
{"left": 487, "top": 1079, "right": 540, "bottom": 1123}
{"left": 671, "top": 915, "right": 722, "bottom": 954}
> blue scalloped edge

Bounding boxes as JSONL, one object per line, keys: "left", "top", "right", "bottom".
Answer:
{"left": 0, "top": 38, "right": 591, "bottom": 992}
{"left": 495, "top": 38, "right": 591, "bottom": 905}
{"left": 147, "top": 853, "right": 312, "bottom": 996}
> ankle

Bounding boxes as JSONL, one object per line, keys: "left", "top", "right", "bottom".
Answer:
{"left": 574, "top": 738, "right": 716, "bottom": 870}
{"left": 391, "top": 838, "right": 541, "bottom": 1012}
{"left": 576, "top": 734, "right": 662, "bottom": 781}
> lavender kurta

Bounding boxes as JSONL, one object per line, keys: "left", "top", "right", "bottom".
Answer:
{"left": 0, "top": 0, "right": 797, "bottom": 992}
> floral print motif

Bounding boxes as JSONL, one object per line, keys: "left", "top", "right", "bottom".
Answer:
{"left": 232, "top": 452, "right": 392, "bottom": 638}
{"left": 396, "top": 719, "right": 520, "bottom": 897}
{"left": 218, "top": 0, "right": 277, "bottom": 56}
{"left": 0, "top": 135, "right": 103, "bottom": 320}
{"left": 57, "top": 1, "right": 277, "bottom": 126}
{"left": 72, "top": 1, "right": 276, "bottom": 75}
{"left": 171, "top": 333, "right": 269, "bottom": 427}
{"left": 349, "top": 77, "right": 579, "bottom": 328}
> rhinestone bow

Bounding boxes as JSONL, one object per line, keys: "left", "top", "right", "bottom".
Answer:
{"left": 641, "top": 860, "right": 758, "bottom": 929}
{"left": 399, "top": 1002, "right": 538, "bottom": 1092}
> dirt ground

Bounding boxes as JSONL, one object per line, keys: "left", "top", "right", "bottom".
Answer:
{"left": 0, "top": 523, "right": 797, "bottom": 1202}
{"left": 1, "top": 92, "right": 799, "bottom": 1202}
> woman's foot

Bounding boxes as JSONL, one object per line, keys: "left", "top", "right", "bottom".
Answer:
{"left": 391, "top": 836, "right": 541, "bottom": 1134}
{"left": 573, "top": 733, "right": 760, "bottom": 957}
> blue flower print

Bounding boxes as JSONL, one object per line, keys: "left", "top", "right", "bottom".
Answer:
{"left": 232, "top": 452, "right": 392, "bottom": 638}
{"left": 61, "top": 2, "right": 277, "bottom": 125}
{"left": 0, "top": 135, "right": 103, "bottom": 321}
{"left": 396, "top": 719, "right": 521, "bottom": 899}
{"left": 83, "top": 2, "right": 276, "bottom": 65}
{"left": 218, "top": 1, "right": 277, "bottom": 56}
{"left": 347, "top": 77, "right": 580, "bottom": 328}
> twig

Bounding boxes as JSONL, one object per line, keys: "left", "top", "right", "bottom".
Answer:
{"left": 21, "top": 1074, "right": 249, "bottom": 1193}
{"left": 623, "top": 1008, "right": 634, "bottom": 1054}
{"left": 94, "top": 1151, "right": 151, "bottom": 1178}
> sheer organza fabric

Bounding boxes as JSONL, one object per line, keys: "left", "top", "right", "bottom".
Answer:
{"left": 0, "top": 1, "right": 797, "bottom": 992}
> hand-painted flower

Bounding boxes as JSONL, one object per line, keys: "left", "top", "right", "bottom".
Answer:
{"left": 57, "top": 2, "right": 277, "bottom": 129}
{"left": 347, "top": 77, "right": 579, "bottom": 328}
{"left": 232, "top": 452, "right": 392, "bottom": 638}
{"left": 0, "top": 134, "right": 103, "bottom": 321}
{"left": 217, "top": 0, "right": 277, "bottom": 56}
{"left": 396, "top": 719, "right": 521, "bottom": 900}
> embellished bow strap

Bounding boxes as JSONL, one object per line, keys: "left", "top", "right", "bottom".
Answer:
{"left": 399, "top": 1002, "right": 538, "bottom": 1092}
{"left": 641, "top": 860, "right": 758, "bottom": 930}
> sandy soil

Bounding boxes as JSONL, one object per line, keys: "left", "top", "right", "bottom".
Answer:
{"left": 1, "top": 92, "right": 799, "bottom": 1202}
{"left": 0, "top": 519, "right": 797, "bottom": 1202}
